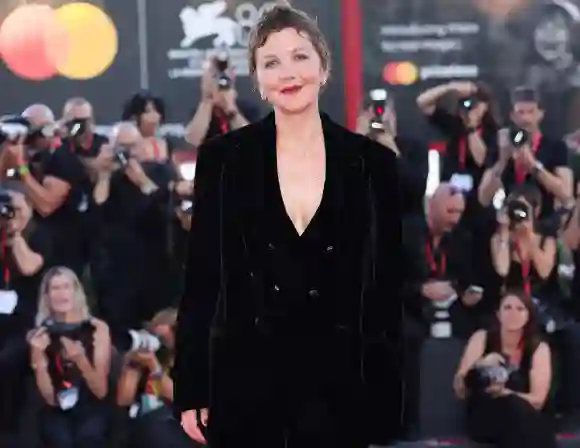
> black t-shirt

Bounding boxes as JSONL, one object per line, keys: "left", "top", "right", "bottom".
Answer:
{"left": 60, "top": 132, "right": 108, "bottom": 159}
{"left": 396, "top": 135, "right": 428, "bottom": 216}
{"left": 0, "top": 225, "right": 52, "bottom": 345}
{"left": 203, "top": 101, "right": 261, "bottom": 143}
{"left": 429, "top": 106, "right": 498, "bottom": 188}
{"left": 488, "top": 135, "right": 568, "bottom": 218}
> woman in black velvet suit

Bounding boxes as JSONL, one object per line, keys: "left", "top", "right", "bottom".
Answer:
{"left": 173, "top": 5, "right": 405, "bottom": 448}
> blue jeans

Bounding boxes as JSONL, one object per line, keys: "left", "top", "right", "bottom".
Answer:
{"left": 41, "top": 404, "right": 109, "bottom": 448}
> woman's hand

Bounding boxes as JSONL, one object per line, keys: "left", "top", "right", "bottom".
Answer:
{"left": 453, "top": 374, "right": 466, "bottom": 399}
{"left": 485, "top": 382, "right": 513, "bottom": 398}
{"left": 175, "top": 180, "right": 194, "bottom": 196}
{"left": 182, "top": 408, "right": 209, "bottom": 444}
{"left": 497, "top": 128, "right": 514, "bottom": 163}
{"left": 478, "top": 352, "right": 506, "bottom": 367}
{"left": 93, "top": 144, "right": 116, "bottom": 173}
{"left": 128, "top": 350, "right": 160, "bottom": 371}
{"left": 60, "top": 337, "right": 86, "bottom": 364}
{"left": 27, "top": 327, "right": 50, "bottom": 354}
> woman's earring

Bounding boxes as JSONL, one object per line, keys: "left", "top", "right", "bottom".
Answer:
{"left": 260, "top": 90, "right": 266, "bottom": 101}
{"left": 321, "top": 78, "right": 327, "bottom": 86}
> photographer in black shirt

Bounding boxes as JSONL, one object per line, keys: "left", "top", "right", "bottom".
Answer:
{"left": 0, "top": 191, "right": 52, "bottom": 436}
{"left": 356, "top": 90, "right": 428, "bottom": 217}
{"left": 184, "top": 56, "right": 258, "bottom": 146}
{"left": 93, "top": 122, "right": 192, "bottom": 349}
{"left": 3, "top": 104, "right": 90, "bottom": 276}
{"left": 479, "top": 87, "right": 572, "bottom": 220}
{"left": 417, "top": 81, "right": 500, "bottom": 215}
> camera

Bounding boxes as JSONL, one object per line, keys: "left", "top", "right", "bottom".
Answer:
{"left": 465, "top": 356, "right": 516, "bottom": 391}
{"left": 458, "top": 96, "right": 479, "bottom": 112}
{"left": 0, "top": 116, "right": 30, "bottom": 146}
{"left": 128, "top": 329, "right": 171, "bottom": 365}
{"left": 114, "top": 145, "right": 131, "bottom": 168}
{"left": 65, "top": 118, "right": 89, "bottom": 141}
{"left": 179, "top": 198, "right": 194, "bottom": 215}
{"left": 507, "top": 199, "right": 530, "bottom": 227}
{"left": 0, "top": 189, "right": 14, "bottom": 220}
{"left": 369, "top": 89, "right": 389, "bottom": 132}
{"left": 214, "top": 47, "right": 231, "bottom": 90}
{"left": 509, "top": 125, "right": 529, "bottom": 148}
{"left": 43, "top": 319, "right": 94, "bottom": 341}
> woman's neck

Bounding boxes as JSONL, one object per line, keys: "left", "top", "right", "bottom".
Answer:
{"left": 53, "top": 312, "right": 80, "bottom": 323}
{"left": 274, "top": 105, "right": 323, "bottom": 148}
{"left": 140, "top": 125, "right": 157, "bottom": 139}
{"left": 501, "top": 329, "right": 523, "bottom": 350}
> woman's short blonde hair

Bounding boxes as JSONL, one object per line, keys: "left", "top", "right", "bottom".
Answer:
{"left": 35, "top": 266, "right": 90, "bottom": 326}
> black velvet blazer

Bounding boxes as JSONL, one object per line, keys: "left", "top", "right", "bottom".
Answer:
{"left": 173, "top": 111, "right": 405, "bottom": 442}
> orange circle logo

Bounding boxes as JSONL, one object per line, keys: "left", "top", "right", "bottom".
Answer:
{"left": 0, "top": 3, "right": 118, "bottom": 81}
{"left": 383, "top": 61, "right": 419, "bottom": 85}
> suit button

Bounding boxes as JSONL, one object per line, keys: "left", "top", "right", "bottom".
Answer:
{"left": 273, "top": 284, "right": 280, "bottom": 292}
{"left": 268, "top": 243, "right": 275, "bottom": 250}
{"left": 325, "top": 245, "right": 334, "bottom": 253}
{"left": 249, "top": 271, "right": 254, "bottom": 279}
{"left": 254, "top": 317, "right": 260, "bottom": 325}
{"left": 308, "top": 289, "right": 319, "bottom": 298}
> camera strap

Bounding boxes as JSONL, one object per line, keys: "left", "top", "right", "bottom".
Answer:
{"left": 214, "top": 109, "right": 230, "bottom": 135}
{"left": 425, "top": 236, "right": 446, "bottom": 278}
{"left": 513, "top": 239, "right": 531, "bottom": 296}
{"left": 1, "top": 230, "right": 10, "bottom": 289}
{"left": 151, "top": 139, "right": 161, "bottom": 161}
{"left": 54, "top": 353, "right": 74, "bottom": 390}
{"left": 514, "top": 132, "right": 542, "bottom": 185}
{"left": 458, "top": 127, "right": 482, "bottom": 171}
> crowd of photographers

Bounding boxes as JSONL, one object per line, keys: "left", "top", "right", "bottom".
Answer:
{"left": 0, "top": 55, "right": 258, "bottom": 448}
{"left": 1, "top": 56, "right": 580, "bottom": 446}
{"left": 362, "top": 79, "right": 580, "bottom": 445}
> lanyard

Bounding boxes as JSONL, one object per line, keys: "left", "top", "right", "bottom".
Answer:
{"left": 214, "top": 110, "right": 230, "bottom": 135}
{"left": 425, "top": 236, "right": 446, "bottom": 277}
{"left": 457, "top": 127, "right": 482, "bottom": 171}
{"left": 151, "top": 139, "right": 161, "bottom": 161}
{"left": 1, "top": 230, "right": 10, "bottom": 289}
{"left": 513, "top": 239, "right": 531, "bottom": 296}
{"left": 515, "top": 132, "right": 542, "bottom": 185}
{"left": 54, "top": 353, "right": 73, "bottom": 389}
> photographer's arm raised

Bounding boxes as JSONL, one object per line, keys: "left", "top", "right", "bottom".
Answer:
{"left": 467, "top": 131, "right": 487, "bottom": 167}
{"left": 185, "top": 99, "right": 214, "bottom": 148}
{"left": 490, "top": 232, "right": 511, "bottom": 277}
{"left": 478, "top": 160, "right": 507, "bottom": 206}
{"left": 530, "top": 235, "right": 556, "bottom": 280}
{"left": 20, "top": 172, "right": 70, "bottom": 217}
{"left": 75, "top": 319, "right": 111, "bottom": 399}
{"left": 93, "top": 172, "right": 112, "bottom": 205}
{"left": 116, "top": 359, "right": 143, "bottom": 407}
{"left": 535, "top": 165, "right": 572, "bottom": 207}
{"left": 11, "top": 234, "right": 43, "bottom": 276}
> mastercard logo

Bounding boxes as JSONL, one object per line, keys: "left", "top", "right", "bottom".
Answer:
{"left": 383, "top": 61, "right": 419, "bottom": 85}
{"left": 0, "top": 3, "right": 118, "bottom": 81}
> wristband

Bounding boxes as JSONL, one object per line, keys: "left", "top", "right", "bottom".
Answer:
{"left": 465, "top": 126, "right": 478, "bottom": 134}
{"left": 18, "top": 165, "right": 30, "bottom": 176}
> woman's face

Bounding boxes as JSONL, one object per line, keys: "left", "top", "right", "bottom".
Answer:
{"left": 140, "top": 101, "right": 161, "bottom": 127}
{"left": 255, "top": 27, "right": 327, "bottom": 115}
{"left": 48, "top": 274, "right": 75, "bottom": 314}
{"left": 497, "top": 294, "right": 529, "bottom": 332}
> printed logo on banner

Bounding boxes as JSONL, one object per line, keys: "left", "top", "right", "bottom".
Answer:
{"left": 167, "top": 0, "right": 278, "bottom": 79}
{"left": 383, "top": 61, "right": 479, "bottom": 85}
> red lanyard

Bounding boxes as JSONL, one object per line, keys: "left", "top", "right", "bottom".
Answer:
{"left": 425, "top": 236, "right": 446, "bottom": 277}
{"left": 513, "top": 239, "right": 531, "bottom": 296}
{"left": 458, "top": 127, "right": 482, "bottom": 171}
{"left": 515, "top": 132, "right": 542, "bottom": 185}
{"left": 54, "top": 353, "right": 73, "bottom": 389}
{"left": 151, "top": 139, "right": 161, "bottom": 161}
{"left": 214, "top": 110, "right": 230, "bottom": 135}
{"left": 1, "top": 230, "right": 10, "bottom": 288}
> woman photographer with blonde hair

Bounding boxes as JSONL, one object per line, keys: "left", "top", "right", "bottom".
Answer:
{"left": 28, "top": 266, "right": 111, "bottom": 448}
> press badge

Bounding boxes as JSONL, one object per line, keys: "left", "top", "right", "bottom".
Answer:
{"left": 56, "top": 386, "right": 79, "bottom": 410}
{"left": 449, "top": 173, "right": 473, "bottom": 193}
{"left": 0, "top": 290, "right": 18, "bottom": 315}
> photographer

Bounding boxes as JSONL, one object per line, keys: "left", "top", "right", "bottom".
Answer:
{"left": 28, "top": 266, "right": 112, "bottom": 448}
{"left": 356, "top": 92, "right": 428, "bottom": 217}
{"left": 117, "top": 308, "right": 189, "bottom": 447}
{"left": 417, "top": 81, "right": 499, "bottom": 211}
{"left": 453, "top": 290, "right": 555, "bottom": 447}
{"left": 479, "top": 87, "right": 572, "bottom": 220}
{"left": 93, "top": 122, "right": 192, "bottom": 349}
{"left": 6, "top": 104, "right": 93, "bottom": 276}
{"left": 184, "top": 56, "right": 258, "bottom": 147}
{"left": 0, "top": 191, "right": 51, "bottom": 436}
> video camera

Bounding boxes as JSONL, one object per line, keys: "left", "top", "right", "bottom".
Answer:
{"left": 214, "top": 46, "right": 232, "bottom": 91}
{"left": 368, "top": 89, "right": 390, "bottom": 132}
{"left": 465, "top": 355, "right": 517, "bottom": 392}
{"left": 507, "top": 199, "right": 530, "bottom": 228}
{"left": 509, "top": 125, "right": 529, "bottom": 148}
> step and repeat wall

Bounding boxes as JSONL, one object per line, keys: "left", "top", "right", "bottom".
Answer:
{"left": 0, "top": 0, "right": 580, "bottom": 139}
